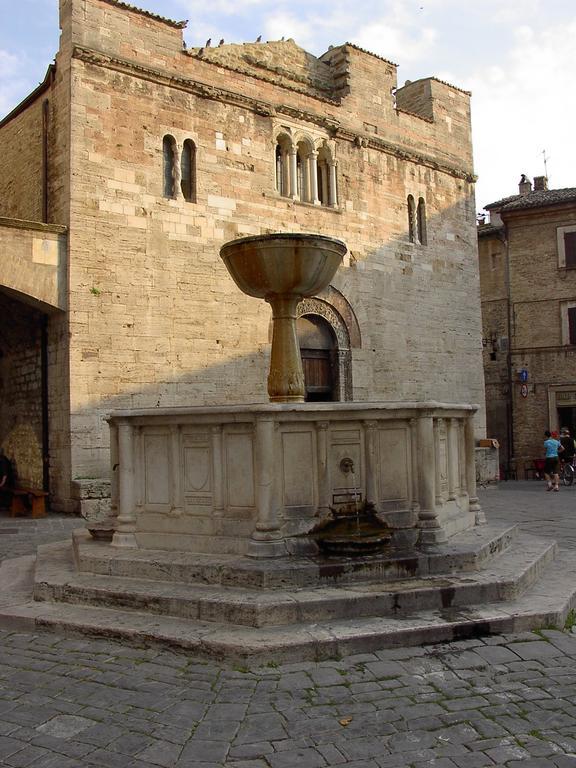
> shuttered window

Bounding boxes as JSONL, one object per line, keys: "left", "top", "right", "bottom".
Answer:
{"left": 569, "top": 307, "right": 576, "bottom": 344}
{"left": 565, "top": 232, "right": 576, "bottom": 269}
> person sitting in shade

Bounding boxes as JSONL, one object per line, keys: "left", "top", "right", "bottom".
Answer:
{"left": 0, "top": 448, "right": 14, "bottom": 509}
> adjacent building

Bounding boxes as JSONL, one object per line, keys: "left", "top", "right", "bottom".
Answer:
{"left": 0, "top": 0, "right": 485, "bottom": 516}
{"left": 478, "top": 176, "right": 576, "bottom": 475}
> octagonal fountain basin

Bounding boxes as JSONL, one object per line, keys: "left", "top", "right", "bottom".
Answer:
{"left": 219, "top": 233, "right": 347, "bottom": 299}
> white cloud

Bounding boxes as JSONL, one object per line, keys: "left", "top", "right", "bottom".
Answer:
{"left": 454, "top": 18, "right": 576, "bottom": 208}
{"left": 353, "top": 23, "right": 436, "bottom": 64}
{"left": 0, "top": 50, "right": 30, "bottom": 117}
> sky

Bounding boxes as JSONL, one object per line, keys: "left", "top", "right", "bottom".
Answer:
{"left": 0, "top": 0, "right": 574, "bottom": 210}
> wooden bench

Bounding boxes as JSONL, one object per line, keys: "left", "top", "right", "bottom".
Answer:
{"left": 10, "top": 488, "right": 48, "bottom": 518}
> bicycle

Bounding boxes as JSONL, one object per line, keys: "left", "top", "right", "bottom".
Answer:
{"left": 561, "top": 457, "right": 576, "bottom": 486}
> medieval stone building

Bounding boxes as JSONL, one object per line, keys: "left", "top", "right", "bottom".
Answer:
{"left": 0, "top": 0, "right": 485, "bottom": 514}
{"left": 478, "top": 176, "right": 576, "bottom": 476}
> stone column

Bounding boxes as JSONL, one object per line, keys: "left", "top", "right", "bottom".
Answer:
{"left": 109, "top": 420, "right": 119, "bottom": 523}
{"left": 316, "top": 421, "right": 330, "bottom": 517}
{"left": 447, "top": 418, "right": 458, "bottom": 501}
{"left": 364, "top": 420, "right": 378, "bottom": 507}
{"left": 458, "top": 420, "right": 467, "bottom": 493}
{"left": 328, "top": 161, "right": 338, "bottom": 207}
{"left": 170, "top": 425, "right": 183, "bottom": 518}
{"left": 248, "top": 417, "right": 287, "bottom": 557}
{"left": 417, "top": 412, "right": 447, "bottom": 545}
{"left": 112, "top": 421, "right": 138, "bottom": 548}
{"left": 289, "top": 147, "right": 298, "bottom": 200}
{"left": 465, "top": 415, "right": 485, "bottom": 525}
{"left": 433, "top": 419, "right": 443, "bottom": 506}
{"left": 266, "top": 294, "right": 305, "bottom": 402}
{"left": 211, "top": 425, "right": 224, "bottom": 521}
{"left": 409, "top": 418, "right": 420, "bottom": 518}
{"left": 309, "top": 150, "right": 320, "bottom": 205}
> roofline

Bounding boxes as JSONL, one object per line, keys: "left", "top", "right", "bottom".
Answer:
{"left": 321, "top": 43, "right": 398, "bottom": 68}
{"left": 0, "top": 64, "right": 55, "bottom": 129}
{"left": 97, "top": 0, "right": 187, "bottom": 28}
{"left": 398, "top": 75, "right": 471, "bottom": 97}
{"left": 500, "top": 198, "right": 576, "bottom": 217}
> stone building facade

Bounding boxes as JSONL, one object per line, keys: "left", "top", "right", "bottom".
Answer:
{"left": 0, "top": 0, "right": 485, "bottom": 514}
{"left": 478, "top": 176, "right": 576, "bottom": 475}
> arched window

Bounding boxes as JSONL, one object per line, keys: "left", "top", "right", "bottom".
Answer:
{"left": 407, "top": 195, "right": 416, "bottom": 243}
{"left": 162, "top": 135, "right": 177, "bottom": 198}
{"left": 317, "top": 144, "right": 337, "bottom": 207}
{"left": 275, "top": 134, "right": 291, "bottom": 197}
{"left": 417, "top": 197, "right": 427, "bottom": 245}
{"left": 296, "top": 140, "right": 310, "bottom": 202}
{"left": 181, "top": 139, "right": 196, "bottom": 202}
{"left": 297, "top": 314, "right": 338, "bottom": 402}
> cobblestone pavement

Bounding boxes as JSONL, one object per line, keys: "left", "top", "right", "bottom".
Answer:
{"left": 0, "top": 485, "right": 574, "bottom": 768}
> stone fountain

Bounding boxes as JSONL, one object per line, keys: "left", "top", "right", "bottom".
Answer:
{"left": 27, "top": 232, "right": 574, "bottom": 661}
{"left": 105, "top": 233, "right": 483, "bottom": 558}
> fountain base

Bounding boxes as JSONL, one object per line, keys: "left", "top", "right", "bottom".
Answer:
{"left": 312, "top": 502, "right": 392, "bottom": 556}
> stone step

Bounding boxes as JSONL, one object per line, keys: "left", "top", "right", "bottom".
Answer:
{"left": 34, "top": 533, "right": 555, "bottom": 627}
{"left": 4, "top": 548, "right": 576, "bottom": 663}
{"left": 73, "top": 523, "right": 519, "bottom": 589}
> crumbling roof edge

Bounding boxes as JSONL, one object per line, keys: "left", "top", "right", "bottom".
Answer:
{"left": 97, "top": 0, "right": 187, "bottom": 28}
{"left": 324, "top": 42, "right": 398, "bottom": 68}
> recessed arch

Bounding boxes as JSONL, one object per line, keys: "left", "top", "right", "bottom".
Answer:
{"left": 162, "top": 135, "right": 177, "bottom": 198}
{"left": 297, "top": 295, "right": 356, "bottom": 401}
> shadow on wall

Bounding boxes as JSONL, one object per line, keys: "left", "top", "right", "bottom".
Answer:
{"left": 66, "top": 192, "right": 483, "bottom": 494}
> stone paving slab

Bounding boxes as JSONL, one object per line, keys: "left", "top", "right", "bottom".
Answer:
{"left": 0, "top": 625, "right": 575, "bottom": 766}
{"left": 0, "top": 485, "right": 574, "bottom": 765}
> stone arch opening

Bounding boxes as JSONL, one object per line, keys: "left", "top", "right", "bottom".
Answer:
{"left": 296, "top": 315, "right": 337, "bottom": 402}
{"left": 297, "top": 296, "right": 354, "bottom": 401}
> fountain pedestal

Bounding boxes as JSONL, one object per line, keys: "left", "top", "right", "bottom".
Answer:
{"left": 220, "top": 233, "right": 346, "bottom": 403}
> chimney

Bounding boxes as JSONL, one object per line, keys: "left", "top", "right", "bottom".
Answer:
{"left": 533, "top": 176, "right": 548, "bottom": 192}
{"left": 518, "top": 174, "right": 532, "bottom": 196}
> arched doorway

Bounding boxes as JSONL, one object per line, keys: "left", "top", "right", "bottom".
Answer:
{"left": 297, "top": 315, "right": 338, "bottom": 402}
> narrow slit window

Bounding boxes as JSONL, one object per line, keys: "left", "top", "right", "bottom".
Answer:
{"left": 163, "top": 135, "right": 176, "bottom": 198}
{"left": 417, "top": 197, "right": 427, "bottom": 245}
{"left": 181, "top": 139, "right": 196, "bottom": 202}
{"left": 407, "top": 195, "right": 416, "bottom": 243}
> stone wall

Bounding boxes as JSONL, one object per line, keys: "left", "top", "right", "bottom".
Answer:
{"left": 0, "top": 99, "right": 44, "bottom": 221}
{"left": 0, "top": 293, "right": 44, "bottom": 488}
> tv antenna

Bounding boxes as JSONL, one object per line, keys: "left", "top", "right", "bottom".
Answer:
{"left": 542, "top": 148, "right": 549, "bottom": 180}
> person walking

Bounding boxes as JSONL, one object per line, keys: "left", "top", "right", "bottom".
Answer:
{"left": 543, "top": 430, "right": 563, "bottom": 491}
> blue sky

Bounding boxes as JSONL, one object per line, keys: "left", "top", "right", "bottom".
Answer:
{"left": 1, "top": 0, "right": 575, "bottom": 209}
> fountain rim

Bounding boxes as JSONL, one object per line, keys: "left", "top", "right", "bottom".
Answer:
{"left": 219, "top": 232, "right": 348, "bottom": 257}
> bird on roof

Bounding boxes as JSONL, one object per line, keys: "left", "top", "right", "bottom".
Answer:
{"left": 205, "top": 38, "right": 211, "bottom": 47}
{"left": 256, "top": 35, "right": 262, "bottom": 42}
{"left": 218, "top": 38, "right": 224, "bottom": 46}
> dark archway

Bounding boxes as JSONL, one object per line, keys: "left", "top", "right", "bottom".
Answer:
{"left": 297, "top": 314, "right": 338, "bottom": 402}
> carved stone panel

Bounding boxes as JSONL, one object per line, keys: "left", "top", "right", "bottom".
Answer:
{"left": 143, "top": 431, "right": 171, "bottom": 508}
{"left": 225, "top": 431, "right": 255, "bottom": 509}
{"left": 281, "top": 429, "right": 315, "bottom": 507}
{"left": 330, "top": 427, "right": 363, "bottom": 504}
{"left": 377, "top": 426, "right": 410, "bottom": 504}
{"left": 182, "top": 431, "right": 212, "bottom": 510}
